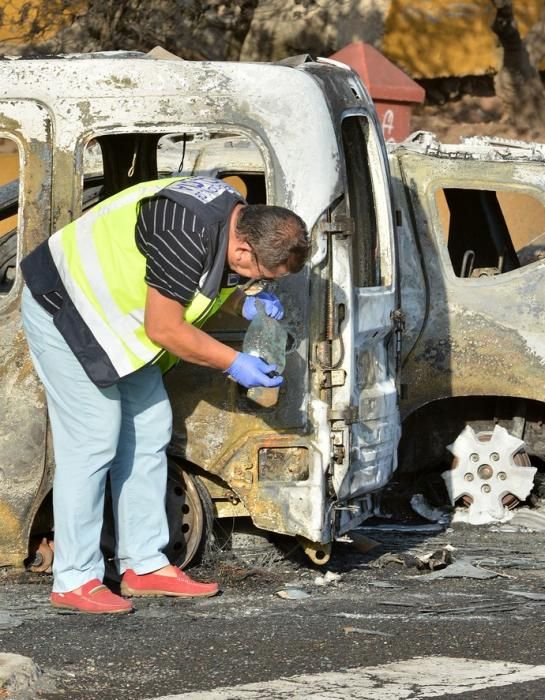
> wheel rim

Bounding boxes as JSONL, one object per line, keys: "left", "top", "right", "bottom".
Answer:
{"left": 101, "top": 463, "right": 205, "bottom": 577}
{"left": 444, "top": 424, "right": 537, "bottom": 523}
{"left": 163, "top": 463, "right": 205, "bottom": 569}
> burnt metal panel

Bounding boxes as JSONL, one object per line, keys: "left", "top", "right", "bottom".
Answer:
{"left": 392, "top": 144, "right": 545, "bottom": 419}
{"left": 0, "top": 101, "right": 52, "bottom": 566}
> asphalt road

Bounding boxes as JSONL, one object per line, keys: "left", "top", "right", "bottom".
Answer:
{"left": 2, "top": 523, "right": 545, "bottom": 699}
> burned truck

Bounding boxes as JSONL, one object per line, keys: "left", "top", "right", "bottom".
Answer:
{"left": 1, "top": 51, "right": 544, "bottom": 572}
{"left": 0, "top": 51, "right": 400, "bottom": 569}
{"left": 390, "top": 133, "right": 545, "bottom": 523}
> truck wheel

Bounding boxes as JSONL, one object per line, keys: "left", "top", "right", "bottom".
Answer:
{"left": 101, "top": 461, "right": 213, "bottom": 580}
{"left": 163, "top": 461, "right": 214, "bottom": 568}
{"left": 0, "top": 229, "right": 17, "bottom": 293}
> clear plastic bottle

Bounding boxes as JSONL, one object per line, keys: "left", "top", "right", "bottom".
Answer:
{"left": 242, "top": 299, "right": 287, "bottom": 407}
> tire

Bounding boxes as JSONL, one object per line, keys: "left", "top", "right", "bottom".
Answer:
{"left": 0, "top": 229, "right": 17, "bottom": 293}
{"left": 101, "top": 461, "right": 214, "bottom": 581}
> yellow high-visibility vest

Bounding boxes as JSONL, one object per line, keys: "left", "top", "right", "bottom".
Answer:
{"left": 47, "top": 176, "right": 243, "bottom": 383}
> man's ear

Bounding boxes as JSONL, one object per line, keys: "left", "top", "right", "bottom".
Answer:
{"left": 231, "top": 237, "right": 253, "bottom": 263}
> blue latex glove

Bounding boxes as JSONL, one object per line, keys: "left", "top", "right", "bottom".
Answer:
{"left": 242, "top": 291, "right": 284, "bottom": 321}
{"left": 225, "top": 353, "right": 284, "bottom": 389}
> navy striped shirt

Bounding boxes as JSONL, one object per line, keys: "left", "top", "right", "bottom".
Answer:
{"left": 135, "top": 197, "right": 207, "bottom": 306}
{"left": 40, "top": 197, "right": 209, "bottom": 314}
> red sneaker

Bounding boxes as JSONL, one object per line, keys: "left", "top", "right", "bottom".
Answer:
{"left": 50, "top": 578, "right": 133, "bottom": 614}
{"left": 121, "top": 567, "right": 219, "bottom": 598}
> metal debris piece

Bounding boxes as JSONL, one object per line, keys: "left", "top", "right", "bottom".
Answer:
{"left": 275, "top": 588, "right": 310, "bottom": 600}
{"left": 418, "top": 601, "right": 521, "bottom": 615}
{"left": 423, "top": 558, "right": 500, "bottom": 581}
{"left": 510, "top": 508, "right": 545, "bottom": 531}
{"left": 371, "top": 547, "right": 453, "bottom": 571}
{"left": 416, "top": 547, "right": 453, "bottom": 571}
{"left": 371, "top": 552, "right": 421, "bottom": 569}
{"left": 443, "top": 425, "right": 537, "bottom": 525}
{"left": 410, "top": 494, "right": 451, "bottom": 524}
{"left": 344, "top": 531, "right": 381, "bottom": 553}
{"left": 378, "top": 601, "right": 417, "bottom": 608}
{"left": 368, "top": 581, "right": 404, "bottom": 589}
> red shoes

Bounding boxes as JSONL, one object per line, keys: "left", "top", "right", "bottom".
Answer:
{"left": 50, "top": 578, "right": 133, "bottom": 614}
{"left": 49, "top": 568, "right": 219, "bottom": 613}
{"left": 121, "top": 567, "right": 219, "bottom": 598}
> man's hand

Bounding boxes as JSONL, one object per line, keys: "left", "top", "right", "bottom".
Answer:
{"left": 225, "top": 353, "right": 283, "bottom": 388}
{"left": 242, "top": 291, "right": 284, "bottom": 321}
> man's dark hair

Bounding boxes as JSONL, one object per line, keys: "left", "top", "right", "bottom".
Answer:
{"left": 236, "top": 205, "right": 310, "bottom": 273}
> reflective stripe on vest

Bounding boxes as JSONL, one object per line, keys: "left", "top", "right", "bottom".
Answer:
{"left": 48, "top": 177, "right": 236, "bottom": 380}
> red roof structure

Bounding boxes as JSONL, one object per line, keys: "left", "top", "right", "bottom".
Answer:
{"left": 330, "top": 42, "right": 425, "bottom": 141}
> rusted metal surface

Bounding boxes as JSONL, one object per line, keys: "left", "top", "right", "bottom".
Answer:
{"left": 258, "top": 446, "right": 309, "bottom": 482}
{"left": 0, "top": 101, "right": 52, "bottom": 567}
{"left": 0, "top": 53, "right": 400, "bottom": 565}
{"left": 390, "top": 136, "right": 545, "bottom": 424}
{"left": 165, "top": 358, "right": 326, "bottom": 542}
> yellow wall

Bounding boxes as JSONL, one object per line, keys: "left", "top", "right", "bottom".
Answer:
{"left": 383, "top": 0, "right": 545, "bottom": 79}
{"left": 0, "top": 148, "right": 19, "bottom": 238}
{"left": 0, "top": 0, "right": 86, "bottom": 45}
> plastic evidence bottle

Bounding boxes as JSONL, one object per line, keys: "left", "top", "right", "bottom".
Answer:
{"left": 242, "top": 299, "right": 287, "bottom": 408}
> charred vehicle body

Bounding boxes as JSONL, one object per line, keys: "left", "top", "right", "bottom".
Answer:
{"left": 2, "top": 52, "right": 545, "bottom": 571}
{"left": 391, "top": 133, "right": 545, "bottom": 523}
{"left": 0, "top": 52, "right": 399, "bottom": 568}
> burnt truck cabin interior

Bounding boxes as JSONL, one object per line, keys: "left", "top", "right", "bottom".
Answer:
{"left": 0, "top": 131, "right": 268, "bottom": 297}
{"left": 435, "top": 185, "right": 545, "bottom": 278}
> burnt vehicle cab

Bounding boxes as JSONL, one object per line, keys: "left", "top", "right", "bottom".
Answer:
{"left": 0, "top": 51, "right": 400, "bottom": 568}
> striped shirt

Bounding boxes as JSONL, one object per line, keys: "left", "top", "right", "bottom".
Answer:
{"left": 135, "top": 197, "right": 207, "bottom": 306}
{"left": 39, "top": 197, "right": 210, "bottom": 315}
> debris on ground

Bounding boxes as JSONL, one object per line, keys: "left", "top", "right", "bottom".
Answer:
{"left": 314, "top": 571, "right": 342, "bottom": 587}
{"left": 421, "top": 558, "right": 501, "bottom": 581}
{"left": 370, "top": 552, "right": 422, "bottom": 569}
{"left": 342, "top": 531, "right": 381, "bottom": 554}
{"left": 415, "top": 546, "right": 455, "bottom": 571}
{"left": 451, "top": 508, "right": 514, "bottom": 526}
{"left": 459, "top": 505, "right": 545, "bottom": 531}
{"left": 509, "top": 508, "right": 545, "bottom": 532}
{"left": 275, "top": 588, "right": 310, "bottom": 600}
{"left": 359, "top": 523, "right": 446, "bottom": 534}
{"left": 410, "top": 494, "right": 451, "bottom": 524}
{"left": 215, "top": 562, "right": 281, "bottom": 585}
{"left": 416, "top": 600, "right": 522, "bottom": 615}
{"left": 371, "top": 546, "right": 453, "bottom": 572}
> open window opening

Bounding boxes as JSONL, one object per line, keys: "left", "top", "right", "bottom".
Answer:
{"left": 0, "top": 137, "right": 20, "bottom": 294}
{"left": 436, "top": 188, "right": 545, "bottom": 278}
{"left": 341, "top": 116, "right": 381, "bottom": 287}
{"left": 82, "top": 131, "right": 267, "bottom": 209}
{"left": 82, "top": 130, "right": 268, "bottom": 337}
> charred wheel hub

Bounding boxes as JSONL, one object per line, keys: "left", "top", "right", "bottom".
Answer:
{"left": 442, "top": 425, "right": 537, "bottom": 524}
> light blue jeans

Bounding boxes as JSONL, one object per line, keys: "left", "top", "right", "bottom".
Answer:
{"left": 21, "top": 286, "right": 172, "bottom": 592}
